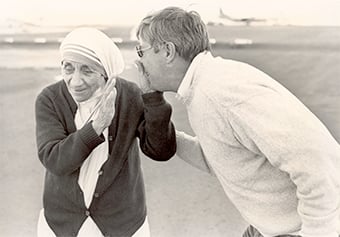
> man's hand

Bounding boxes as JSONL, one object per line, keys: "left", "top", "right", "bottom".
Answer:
{"left": 92, "top": 78, "right": 117, "bottom": 135}
{"left": 135, "top": 60, "right": 156, "bottom": 94}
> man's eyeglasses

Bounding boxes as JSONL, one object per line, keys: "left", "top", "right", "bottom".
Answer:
{"left": 136, "top": 45, "right": 152, "bottom": 58}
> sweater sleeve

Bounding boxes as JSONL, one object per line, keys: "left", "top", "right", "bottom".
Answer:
{"left": 137, "top": 91, "right": 176, "bottom": 161}
{"left": 176, "top": 130, "right": 214, "bottom": 175}
{"left": 228, "top": 92, "right": 340, "bottom": 237}
{"left": 35, "top": 90, "right": 105, "bottom": 176}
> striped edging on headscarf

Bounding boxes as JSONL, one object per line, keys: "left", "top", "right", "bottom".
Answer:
{"left": 62, "top": 43, "right": 102, "bottom": 66}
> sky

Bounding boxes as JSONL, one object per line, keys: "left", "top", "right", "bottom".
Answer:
{"left": 2, "top": 0, "right": 340, "bottom": 26}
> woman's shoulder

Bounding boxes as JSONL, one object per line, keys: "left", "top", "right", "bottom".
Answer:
{"left": 36, "top": 80, "right": 67, "bottom": 102}
{"left": 40, "top": 80, "right": 65, "bottom": 94}
{"left": 116, "top": 77, "right": 141, "bottom": 95}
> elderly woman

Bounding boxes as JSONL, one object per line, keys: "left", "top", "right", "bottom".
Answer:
{"left": 35, "top": 27, "right": 176, "bottom": 237}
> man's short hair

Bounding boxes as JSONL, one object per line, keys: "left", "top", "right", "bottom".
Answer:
{"left": 136, "top": 7, "right": 211, "bottom": 62}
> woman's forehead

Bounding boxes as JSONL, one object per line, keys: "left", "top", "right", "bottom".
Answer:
{"left": 62, "top": 58, "right": 106, "bottom": 77}
{"left": 63, "top": 60, "right": 91, "bottom": 68}
{"left": 62, "top": 52, "right": 105, "bottom": 72}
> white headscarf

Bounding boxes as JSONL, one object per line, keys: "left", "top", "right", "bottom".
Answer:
{"left": 60, "top": 27, "right": 124, "bottom": 79}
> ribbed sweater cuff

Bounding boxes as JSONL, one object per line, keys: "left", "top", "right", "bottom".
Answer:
{"left": 78, "top": 122, "right": 105, "bottom": 150}
{"left": 142, "top": 91, "right": 165, "bottom": 106}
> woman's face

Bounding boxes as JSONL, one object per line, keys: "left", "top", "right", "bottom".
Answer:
{"left": 62, "top": 60, "right": 106, "bottom": 102}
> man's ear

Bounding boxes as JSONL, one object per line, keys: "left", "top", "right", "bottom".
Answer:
{"left": 164, "top": 42, "right": 176, "bottom": 63}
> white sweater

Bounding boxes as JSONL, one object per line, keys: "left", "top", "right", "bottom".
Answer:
{"left": 176, "top": 51, "right": 340, "bottom": 237}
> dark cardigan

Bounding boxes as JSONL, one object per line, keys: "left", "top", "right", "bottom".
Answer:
{"left": 35, "top": 78, "right": 176, "bottom": 236}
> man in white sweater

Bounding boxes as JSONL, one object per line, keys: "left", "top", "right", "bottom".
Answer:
{"left": 134, "top": 6, "right": 340, "bottom": 237}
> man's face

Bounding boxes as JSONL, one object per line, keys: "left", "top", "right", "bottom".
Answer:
{"left": 136, "top": 39, "right": 168, "bottom": 91}
{"left": 61, "top": 60, "right": 106, "bottom": 102}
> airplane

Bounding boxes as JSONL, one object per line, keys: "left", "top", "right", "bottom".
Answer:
{"left": 219, "top": 8, "right": 266, "bottom": 26}
{"left": 0, "top": 18, "right": 127, "bottom": 44}
{"left": 0, "top": 18, "right": 74, "bottom": 34}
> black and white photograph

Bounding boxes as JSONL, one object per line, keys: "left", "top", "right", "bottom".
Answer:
{"left": 1, "top": 0, "right": 340, "bottom": 236}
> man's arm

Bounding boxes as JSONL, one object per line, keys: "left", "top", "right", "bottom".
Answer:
{"left": 229, "top": 93, "right": 340, "bottom": 237}
{"left": 134, "top": 61, "right": 176, "bottom": 160}
{"left": 137, "top": 91, "right": 176, "bottom": 161}
{"left": 176, "top": 131, "right": 214, "bottom": 175}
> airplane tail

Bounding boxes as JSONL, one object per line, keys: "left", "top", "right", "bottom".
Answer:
{"left": 219, "top": 8, "right": 233, "bottom": 20}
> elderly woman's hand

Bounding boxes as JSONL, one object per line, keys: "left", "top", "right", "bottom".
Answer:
{"left": 135, "top": 60, "right": 156, "bottom": 94}
{"left": 92, "top": 78, "right": 117, "bottom": 135}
